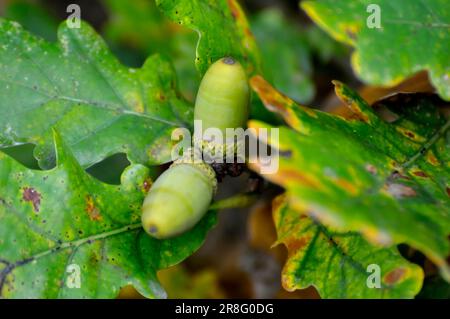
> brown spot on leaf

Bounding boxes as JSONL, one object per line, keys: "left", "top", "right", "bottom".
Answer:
{"left": 426, "top": 150, "right": 439, "bottom": 166}
{"left": 85, "top": 195, "right": 102, "bottom": 221}
{"left": 446, "top": 187, "right": 450, "bottom": 197}
{"left": 244, "top": 27, "right": 253, "bottom": 38}
{"left": 227, "top": 0, "right": 240, "bottom": 19}
{"left": 143, "top": 178, "right": 152, "bottom": 193}
{"left": 340, "top": 96, "right": 369, "bottom": 122}
{"left": 365, "top": 164, "right": 377, "bottom": 175}
{"left": 391, "top": 170, "right": 411, "bottom": 180}
{"left": 405, "top": 131, "right": 415, "bottom": 138}
{"left": 412, "top": 170, "right": 428, "bottom": 178}
{"left": 384, "top": 268, "right": 406, "bottom": 284}
{"left": 157, "top": 91, "right": 165, "bottom": 101}
{"left": 89, "top": 252, "right": 100, "bottom": 265}
{"left": 284, "top": 236, "right": 310, "bottom": 257}
{"left": 22, "top": 187, "right": 41, "bottom": 212}
{"left": 345, "top": 28, "right": 357, "bottom": 42}
{"left": 126, "top": 91, "right": 145, "bottom": 113}
{"left": 395, "top": 126, "right": 425, "bottom": 142}
{"left": 385, "top": 183, "right": 416, "bottom": 198}
{"left": 333, "top": 81, "right": 370, "bottom": 123}
{"left": 334, "top": 178, "right": 358, "bottom": 195}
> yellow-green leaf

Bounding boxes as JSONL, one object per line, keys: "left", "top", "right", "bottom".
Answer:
{"left": 273, "top": 195, "right": 423, "bottom": 298}
{"left": 249, "top": 75, "right": 450, "bottom": 281}
{"left": 301, "top": 0, "right": 450, "bottom": 100}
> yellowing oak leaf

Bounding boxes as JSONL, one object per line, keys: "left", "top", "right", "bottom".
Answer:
{"left": 273, "top": 195, "right": 423, "bottom": 298}
{"left": 249, "top": 75, "right": 450, "bottom": 281}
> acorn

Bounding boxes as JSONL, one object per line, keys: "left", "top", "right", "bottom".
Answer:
{"left": 141, "top": 150, "right": 217, "bottom": 239}
{"left": 193, "top": 57, "right": 250, "bottom": 158}
{"left": 142, "top": 57, "right": 249, "bottom": 239}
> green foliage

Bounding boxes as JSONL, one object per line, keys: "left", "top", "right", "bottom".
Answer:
{"left": 102, "top": 0, "right": 199, "bottom": 99}
{"left": 103, "top": 0, "right": 173, "bottom": 56}
{"left": 303, "top": 26, "right": 348, "bottom": 64}
{"left": 251, "top": 8, "right": 314, "bottom": 103}
{"left": 302, "top": 0, "right": 450, "bottom": 100}
{"left": 0, "top": 19, "right": 192, "bottom": 169}
{"left": 273, "top": 195, "right": 423, "bottom": 298}
{"left": 250, "top": 8, "right": 347, "bottom": 104}
{"left": 156, "top": 0, "right": 261, "bottom": 75}
{"left": 0, "top": 131, "right": 216, "bottom": 298}
{"left": 250, "top": 76, "right": 450, "bottom": 282}
{"left": 0, "top": 0, "right": 448, "bottom": 299}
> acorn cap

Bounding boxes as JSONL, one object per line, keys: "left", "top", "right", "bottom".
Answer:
{"left": 171, "top": 147, "right": 218, "bottom": 194}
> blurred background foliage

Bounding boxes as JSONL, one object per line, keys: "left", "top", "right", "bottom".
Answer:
{"left": 0, "top": 0, "right": 439, "bottom": 298}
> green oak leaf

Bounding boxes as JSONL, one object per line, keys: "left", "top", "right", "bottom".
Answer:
{"left": 0, "top": 131, "right": 216, "bottom": 298}
{"left": 102, "top": 0, "right": 175, "bottom": 56}
{"left": 250, "top": 8, "right": 347, "bottom": 104}
{"left": 156, "top": 0, "right": 261, "bottom": 75}
{"left": 249, "top": 75, "right": 450, "bottom": 281}
{"left": 273, "top": 195, "right": 423, "bottom": 298}
{"left": 101, "top": 0, "right": 200, "bottom": 100}
{"left": 303, "top": 25, "right": 348, "bottom": 64}
{"left": 301, "top": 0, "right": 450, "bottom": 100}
{"left": 249, "top": 8, "right": 347, "bottom": 124}
{"left": 251, "top": 8, "right": 315, "bottom": 104}
{"left": 0, "top": 19, "right": 193, "bottom": 169}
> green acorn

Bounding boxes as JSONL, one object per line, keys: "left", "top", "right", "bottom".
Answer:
{"left": 141, "top": 153, "right": 217, "bottom": 239}
{"left": 194, "top": 57, "right": 249, "bottom": 157}
{"left": 142, "top": 57, "right": 249, "bottom": 239}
